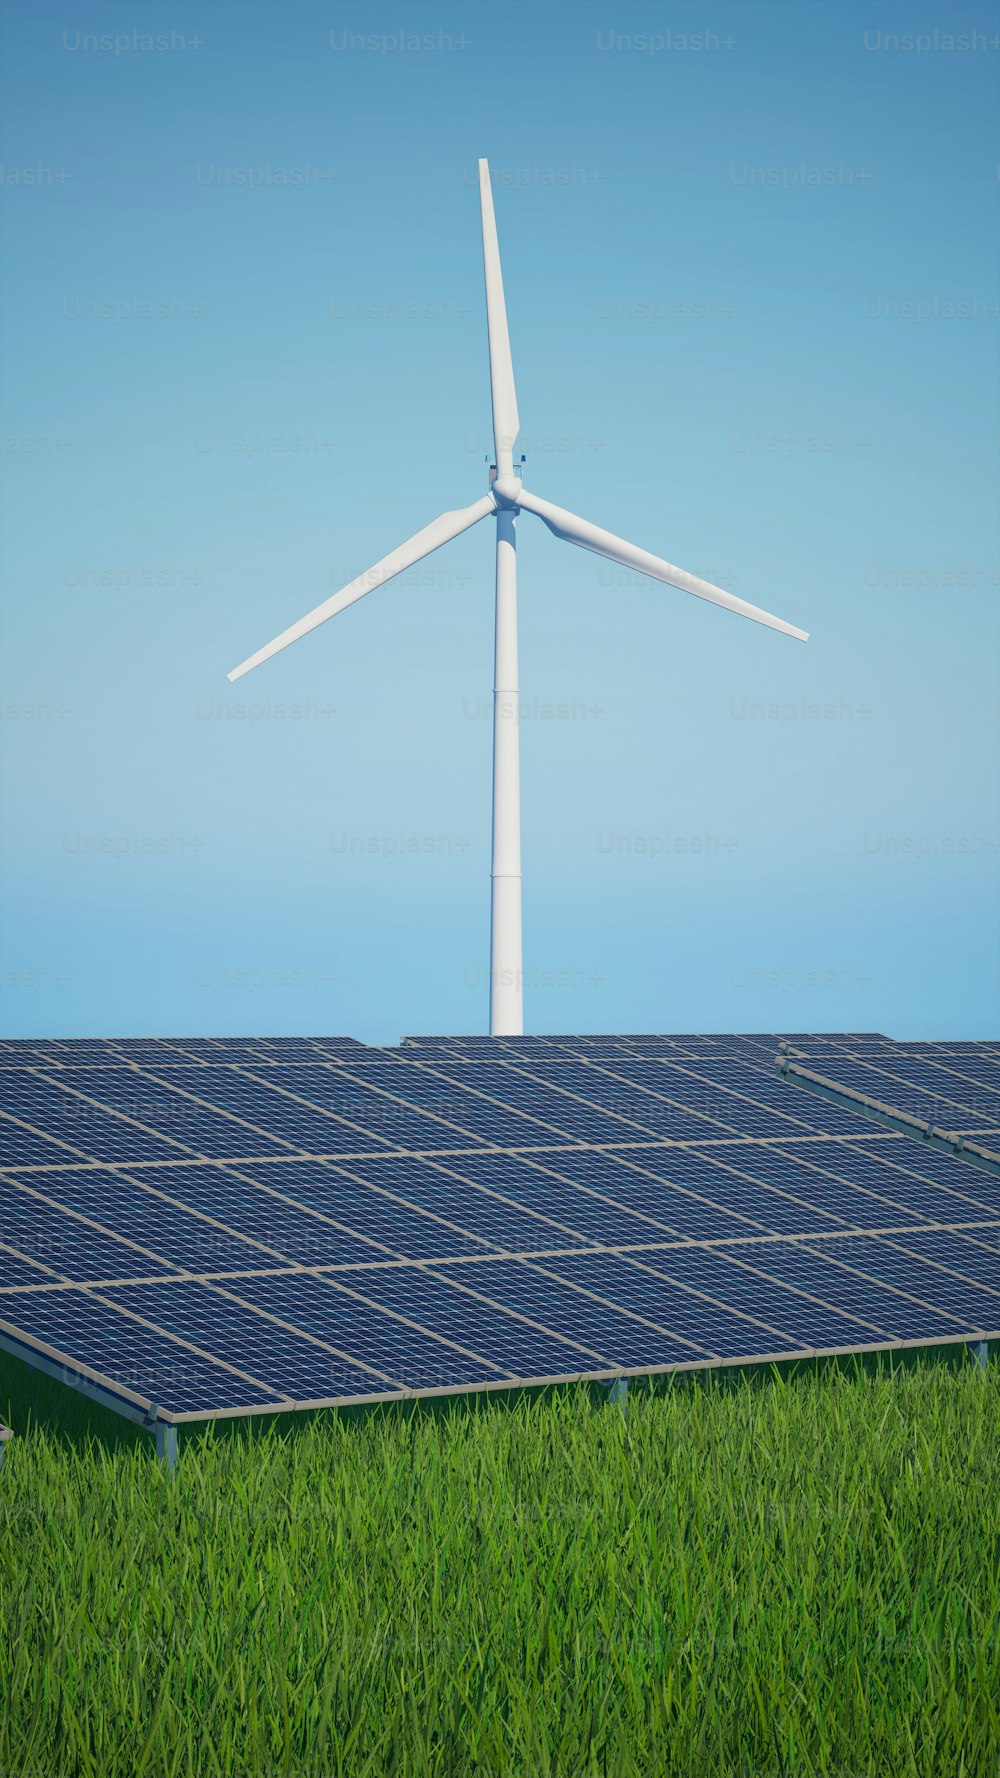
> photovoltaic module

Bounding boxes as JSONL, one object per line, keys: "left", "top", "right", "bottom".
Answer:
{"left": 0, "top": 1033, "right": 996, "bottom": 1432}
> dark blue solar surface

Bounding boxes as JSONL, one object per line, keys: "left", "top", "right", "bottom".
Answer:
{"left": 964, "top": 1226, "right": 1000, "bottom": 1255}
{"left": 1, "top": 1077, "right": 192, "bottom": 1164}
{"left": 0, "top": 1035, "right": 997, "bottom": 1419}
{"left": 0, "top": 1245, "right": 69, "bottom": 1290}
{"left": 0, "top": 1118, "right": 84, "bottom": 1169}
{"left": 335, "top": 1154, "right": 594, "bottom": 1254}
{"left": 1, "top": 1183, "right": 177, "bottom": 1284}
{"left": 629, "top": 1246, "right": 887, "bottom": 1350}
{"left": 376, "top": 1258, "right": 711, "bottom": 1370}
{"left": 0, "top": 1287, "right": 281, "bottom": 1413}
{"left": 472, "top": 1259, "right": 712, "bottom": 1364}
{"left": 210, "top": 1161, "right": 495, "bottom": 1262}
{"left": 524, "top": 1149, "right": 769, "bottom": 1240}
{"left": 693, "top": 1238, "right": 984, "bottom": 1342}
{"left": 537, "top": 1252, "right": 804, "bottom": 1360}
{"left": 347, "top": 1264, "right": 614, "bottom": 1377}
{"left": 439, "top": 1061, "right": 739, "bottom": 1142}
{"left": 800, "top": 1056, "right": 1000, "bottom": 1124}
{"left": 810, "top": 1232, "right": 1000, "bottom": 1325}
{"left": 886, "top": 1229, "right": 1000, "bottom": 1291}
{"left": 226, "top": 1272, "right": 505, "bottom": 1392}
{"left": 103, "top": 1278, "right": 404, "bottom": 1400}
{"left": 6, "top": 1166, "right": 396, "bottom": 1275}
{"left": 769, "top": 1139, "right": 1000, "bottom": 1221}
{"left": 776, "top": 1038, "right": 1000, "bottom": 1143}
{"left": 127, "top": 1065, "right": 447, "bottom": 1155}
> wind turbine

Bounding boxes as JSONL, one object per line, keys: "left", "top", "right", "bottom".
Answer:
{"left": 228, "top": 159, "right": 808, "bottom": 1036}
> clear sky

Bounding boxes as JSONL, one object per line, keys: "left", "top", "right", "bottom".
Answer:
{"left": 1, "top": 0, "right": 997, "bottom": 1044}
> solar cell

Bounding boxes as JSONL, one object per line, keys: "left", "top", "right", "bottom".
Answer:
{"left": 330, "top": 1153, "right": 595, "bottom": 1254}
{"left": 435, "top": 1151, "right": 713, "bottom": 1246}
{"left": 813, "top": 1232, "right": 999, "bottom": 1324}
{"left": 1, "top": 1076, "right": 195, "bottom": 1165}
{"left": 772, "top": 1139, "right": 1000, "bottom": 1220}
{"left": 0, "top": 1288, "right": 282, "bottom": 1415}
{"left": 1, "top": 1179, "right": 178, "bottom": 1284}
{"left": 13, "top": 1165, "right": 398, "bottom": 1274}
{"left": 215, "top": 1160, "right": 493, "bottom": 1262}
{"left": 956, "top": 1225, "right": 1000, "bottom": 1257}
{"left": 343, "top": 1264, "right": 609, "bottom": 1377}
{"left": 0, "top": 1245, "right": 72, "bottom": 1290}
{"left": 610, "top": 1057, "right": 892, "bottom": 1139}
{"left": 220, "top": 1271, "right": 505, "bottom": 1392}
{"left": 601, "top": 1247, "right": 888, "bottom": 1352}
{"left": 883, "top": 1228, "right": 1000, "bottom": 1290}
{"left": 535, "top": 1251, "right": 803, "bottom": 1360}
{"left": 691, "top": 1237, "right": 983, "bottom": 1343}
{"left": 0, "top": 1117, "right": 89, "bottom": 1169}
{"left": 103, "top": 1277, "right": 392, "bottom": 1401}
{"left": 524, "top": 1149, "right": 772, "bottom": 1241}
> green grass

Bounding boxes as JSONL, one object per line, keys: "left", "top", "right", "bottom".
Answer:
{"left": 1, "top": 1351, "right": 997, "bottom": 1777}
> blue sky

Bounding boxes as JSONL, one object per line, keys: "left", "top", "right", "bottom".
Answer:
{"left": 1, "top": 0, "right": 997, "bottom": 1043}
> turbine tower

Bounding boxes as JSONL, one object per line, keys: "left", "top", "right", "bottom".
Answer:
{"left": 228, "top": 159, "right": 808, "bottom": 1036}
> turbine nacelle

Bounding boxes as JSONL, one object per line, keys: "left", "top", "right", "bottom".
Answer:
{"left": 488, "top": 460, "right": 523, "bottom": 509}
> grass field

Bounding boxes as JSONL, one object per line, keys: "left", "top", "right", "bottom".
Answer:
{"left": 1, "top": 1350, "right": 997, "bottom": 1778}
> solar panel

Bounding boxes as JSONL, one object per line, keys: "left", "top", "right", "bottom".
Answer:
{"left": 775, "top": 1037, "right": 1000, "bottom": 1144}
{"left": 1, "top": 1035, "right": 996, "bottom": 1441}
{"left": 775, "top": 1038, "right": 996, "bottom": 1159}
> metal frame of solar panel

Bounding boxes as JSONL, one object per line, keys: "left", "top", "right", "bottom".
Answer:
{"left": 1, "top": 1033, "right": 997, "bottom": 1467}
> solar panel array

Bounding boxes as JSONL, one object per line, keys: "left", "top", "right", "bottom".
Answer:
{"left": 404, "top": 1033, "right": 1000, "bottom": 1157}
{"left": 0, "top": 1032, "right": 997, "bottom": 1425}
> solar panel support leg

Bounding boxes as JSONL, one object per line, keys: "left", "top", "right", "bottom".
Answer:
{"left": 153, "top": 1423, "right": 178, "bottom": 1469}
{"left": 607, "top": 1378, "right": 629, "bottom": 1409}
{"left": 971, "top": 1340, "right": 989, "bottom": 1370}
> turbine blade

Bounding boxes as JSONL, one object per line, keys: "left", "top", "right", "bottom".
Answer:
{"left": 228, "top": 494, "right": 495, "bottom": 681}
{"left": 479, "top": 159, "right": 519, "bottom": 475}
{"left": 517, "top": 489, "right": 808, "bottom": 642}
